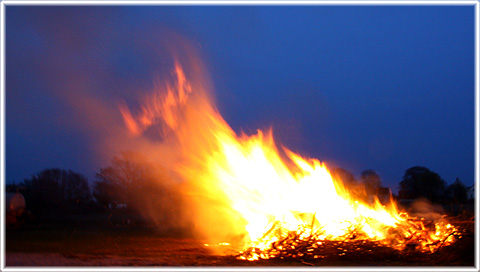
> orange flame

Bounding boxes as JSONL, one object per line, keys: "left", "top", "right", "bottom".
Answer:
{"left": 119, "top": 62, "right": 193, "bottom": 136}
{"left": 120, "top": 61, "right": 457, "bottom": 260}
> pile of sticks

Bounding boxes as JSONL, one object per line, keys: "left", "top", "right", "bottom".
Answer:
{"left": 237, "top": 217, "right": 463, "bottom": 261}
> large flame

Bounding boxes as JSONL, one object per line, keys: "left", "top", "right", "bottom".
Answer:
{"left": 120, "top": 60, "right": 456, "bottom": 260}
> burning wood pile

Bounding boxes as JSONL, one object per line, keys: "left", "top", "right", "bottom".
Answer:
{"left": 118, "top": 56, "right": 465, "bottom": 263}
{"left": 237, "top": 215, "right": 460, "bottom": 261}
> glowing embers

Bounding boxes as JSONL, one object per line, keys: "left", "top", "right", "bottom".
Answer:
{"left": 237, "top": 216, "right": 458, "bottom": 261}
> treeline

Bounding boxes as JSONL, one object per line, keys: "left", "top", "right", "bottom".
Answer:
{"left": 330, "top": 166, "right": 473, "bottom": 205}
{"left": 398, "top": 166, "right": 472, "bottom": 205}
{"left": 7, "top": 152, "right": 186, "bottom": 231}
{"left": 6, "top": 153, "right": 473, "bottom": 220}
{"left": 8, "top": 168, "right": 94, "bottom": 215}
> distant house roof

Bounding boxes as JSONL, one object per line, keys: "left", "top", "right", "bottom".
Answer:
{"left": 466, "top": 185, "right": 475, "bottom": 199}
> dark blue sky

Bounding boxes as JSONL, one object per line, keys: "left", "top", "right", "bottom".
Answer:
{"left": 6, "top": 5, "right": 475, "bottom": 192}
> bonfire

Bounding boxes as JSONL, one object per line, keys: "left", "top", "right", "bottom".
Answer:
{"left": 118, "top": 57, "right": 460, "bottom": 261}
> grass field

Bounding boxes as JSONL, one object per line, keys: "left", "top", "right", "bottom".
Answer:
{"left": 5, "top": 219, "right": 475, "bottom": 267}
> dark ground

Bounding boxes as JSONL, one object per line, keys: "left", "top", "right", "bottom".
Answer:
{"left": 4, "top": 211, "right": 476, "bottom": 268}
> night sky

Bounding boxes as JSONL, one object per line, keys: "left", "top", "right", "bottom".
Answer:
{"left": 6, "top": 5, "right": 475, "bottom": 192}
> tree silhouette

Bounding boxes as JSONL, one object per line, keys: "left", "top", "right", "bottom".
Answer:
{"left": 330, "top": 167, "right": 364, "bottom": 200}
{"left": 22, "top": 168, "right": 91, "bottom": 213}
{"left": 444, "top": 178, "right": 468, "bottom": 204}
{"left": 398, "top": 166, "right": 446, "bottom": 202}
{"left": 330, "top": 167, "right": 357, "bottom": 188}
{"left": 93, "top": 151, "right": 184, "bottom": 228}
{"left": 94, "top": 151, "right": 152, "bottom": 208}
{"left": 360, "top": 169, "right": 382, "bottom": 195}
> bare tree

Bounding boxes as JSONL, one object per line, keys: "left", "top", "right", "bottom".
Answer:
{"left": 93, "top": 151, "right": 184, "bottom": 230}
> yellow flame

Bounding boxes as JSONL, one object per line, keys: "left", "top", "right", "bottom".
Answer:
{"left": 120, "top": 61, "right": 457, "bottom": 260}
